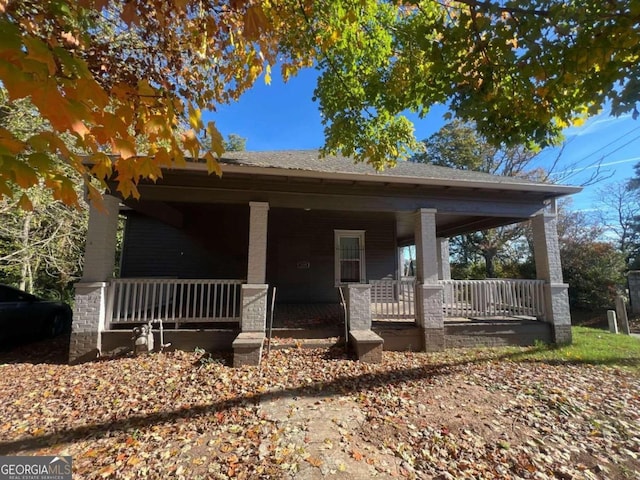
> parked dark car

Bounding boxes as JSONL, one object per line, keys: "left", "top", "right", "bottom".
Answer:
{"left": 0, "top": 285, "right": 72, "bottom": 343}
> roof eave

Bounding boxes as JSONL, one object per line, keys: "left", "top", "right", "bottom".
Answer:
{"left": 210, "top": 163, "right": 582, "bottom": 197}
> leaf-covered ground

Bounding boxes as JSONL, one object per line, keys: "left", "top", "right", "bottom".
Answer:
{"left": 0, "top": 335, "right": 639, "bottom": 479}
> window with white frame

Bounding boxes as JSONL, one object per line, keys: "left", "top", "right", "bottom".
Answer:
{"left": 334, "top": 230, "right": 366, "bottom": 284}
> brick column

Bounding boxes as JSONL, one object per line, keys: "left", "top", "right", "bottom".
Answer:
{"left": 437, "top": 237, "right": 453, "bottom": 306}
{"left": 436, "top": 237, "right": 451, "bottom": 281}
{"left": 234, "top": 286, "right": 268, "bottom": 366}
{"left": 240, "top": 284, "right": 268, "bottom": 332}
{"left": 414, "top": 209, "right": 444, "bottom": 351}
{"left": 247, "top": 201, "right": 269, "bottom": 284}
{"left": 69, "top": 195, "right": 120, "bottom": 364}
{"left": 347, "top": 284, "right": 372, "bottom": 330}
{"left": 234, "top": 202, "right": 269, "bottom": 367}
{"left": 346, "top": 284, "right": 383, "bottom": 363}
{"left": 628, "top": 271, "right": 640, "bottom": 314}
{"left": 532, "top": 212, "right": 571, "bottom": 343}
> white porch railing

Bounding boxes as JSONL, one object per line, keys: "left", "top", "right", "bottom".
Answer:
{"left": 370, "top": 277, "right": 416, "bottom": 320}
{"left": 106, "top": 279, "right": 243, "bottom": 327}
{"left": 440, "top": 279, "right": 545, "bottom": 319}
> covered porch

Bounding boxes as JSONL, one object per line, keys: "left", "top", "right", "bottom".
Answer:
{"left": 69, "top": 153, "right": 576, "bottom": 365}
{"left": 96, "top": 275, "right": 553, "bottom": 359}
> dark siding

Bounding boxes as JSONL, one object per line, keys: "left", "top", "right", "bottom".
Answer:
{"left": 121, "top": 205, "right": 397, "bottom": 302}
{"left": 120, "top": 204, "right": 249, "bottom": 279}
{"left": 267, "top": 208, "right": 397, "bottom": 303}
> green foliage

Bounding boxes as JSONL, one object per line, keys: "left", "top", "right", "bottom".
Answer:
{"left": 505, "top": 327, "right": 640, "bottom": 371}
{"left": 450, "top": 261, "right": 489, "bottom": 280}
{"left": 625, "top": 167, "right": 640, "bottom": 268}
{"left": 414, "top": 120, "right": 491, "bottom": 170}
{"left": 307, "top": 1, "right": 640, "bottom": 168}
{"left": 2, "top": 1, "right": 640, "bottom": 204}
{"left": 416, "top": 120, "right": 538, "bottom": 278}
{"left": 561, "top": 241, "right": 626, "bottom": 310}
{"left": 0, "top": 88, "right": 87, "bottom": 301}
{"left": 223, "top": 134, "right": 247, "bottom": 152}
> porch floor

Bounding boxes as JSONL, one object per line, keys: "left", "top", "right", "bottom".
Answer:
{"left": 270, "top": 303, "right": 344, "bottom": 329}
{"left": 269, "top": 303, "right": 540, "bottom": 328}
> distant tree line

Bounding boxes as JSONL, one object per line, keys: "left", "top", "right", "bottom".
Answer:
{"left": 413, "top": 120, "right": 629, "bottom": 312}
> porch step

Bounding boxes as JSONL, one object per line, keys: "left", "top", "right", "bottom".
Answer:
{"left": 266, "top": 336, "right": 344, "bottom": 350}
{"left": 269, "top": 327, "right": 342, "bottom": 339}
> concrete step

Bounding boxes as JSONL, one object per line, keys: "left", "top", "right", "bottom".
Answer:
{"left": 266, "top": 336, "right": 344, "bottom": 350}
{"left": 268, "top": 327, "right": 343, "bottom": 339}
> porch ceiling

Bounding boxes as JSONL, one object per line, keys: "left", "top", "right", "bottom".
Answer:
{"left": 125, "top": 169, "right": 552, "bottom": 219}
{"left": 395, "top": 211, "right": 525, "bottom": 244}
{"left": 114, "top": 155, "right": 574, "bottom": 242}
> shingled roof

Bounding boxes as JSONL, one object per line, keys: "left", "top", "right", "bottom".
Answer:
{"left": 216, "top": 150, "right": 581, "bottom": 195}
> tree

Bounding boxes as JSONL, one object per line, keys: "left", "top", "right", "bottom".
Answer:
{"left": 626, "top": 163, "right": 640, "bottom": 268}
{"left": 561, "top": 241, "right": 626, "bottom": 310}
{"left": 223, "top": 134, "right": 247, "bottom": 152}
{"left": 416, "top": 120, "right": 539, "bottom": 277}
{"left": 596, "top": 180, "right": 640, "bottom": 268}
{"left": 0, "top": 89, "right": 87, "bottom": 299}
{"left": 413, "top": 119, "right": 538, "bottom": 176}
{"left": 1, "top": 1, "right": 638, "bottom": 207}
{"left": 522, "top": 200, "right": 625, "bottom": 310}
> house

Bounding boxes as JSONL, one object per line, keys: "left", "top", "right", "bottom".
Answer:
{"left": 69, "top": 151, "right": 580, "bottom": 365}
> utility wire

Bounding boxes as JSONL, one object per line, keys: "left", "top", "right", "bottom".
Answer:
{"left": 571, "top": 124, "right": 640, "bottom": 166}
{"left": 562, "top": 132, "right": 640, "bottom": 181}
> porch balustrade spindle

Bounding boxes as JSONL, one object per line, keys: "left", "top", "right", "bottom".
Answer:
{"left": 107, "top": 279, "right": 244, "bottom": 327}
{"left": 439, "top": 279, "right": 546, "bottom": 320}
{"left": 370, "top": 278, "right": 416, "bottom": 321}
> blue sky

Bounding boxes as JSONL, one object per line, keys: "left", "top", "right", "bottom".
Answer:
{"left": 205, "top": 69, "right": 640, "bottom": 213}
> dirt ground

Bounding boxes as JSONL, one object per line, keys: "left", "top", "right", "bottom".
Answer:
{"left": 0, "top": 336, "right": 639, "bottom": 479}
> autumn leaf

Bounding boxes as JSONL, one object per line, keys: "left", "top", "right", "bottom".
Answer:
{"left": 138, "top": 79, "right": 157, "bottom": 106}
{"left": 0, "top": 127, "right": 25, "bottom": 155}
{"left": 243, "top": 5, "right": 268, "bottom": 41}
{"left": 188, "top": 103, "right": 203, "bottom": 130}
{"left": 153, "top": 148, "right": 172, "bottom": 167}
{"left": 111, "top": 138, "right": 137, "bottom": 160}
{"left": 10, "top": 161, "right": 38, "bottom": 188}
{"left": 17, "top": 193, "right": 33, "bottom": 211}
{"left": 50, "top": 176, "right": 79, "bottom": 205}
{"left": 86, "top": 183, "right": 106, "bottom": 212}
{"left": 0, "top": 60, "right": 32, "bottom": 101}
{"left": 207, "top": 121, "right": 224, "bottom": 158}
{"left": 121, "top": 1, "right": 139, "bottom": 26}
{"left": 90, "top": 153, "right": 113, "bottom": 180}
{"left": 23, "top": 36, "right": 56, "bottom": 75}
{"left": 204, "top": 151, "right": 222, "bottom": 176}
{"left": 306, "top": 456, "right": 323, "bottom": 467}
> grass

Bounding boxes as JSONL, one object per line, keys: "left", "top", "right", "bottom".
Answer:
{"left": 506, "top": 326, "right": 640, "bottom": 370}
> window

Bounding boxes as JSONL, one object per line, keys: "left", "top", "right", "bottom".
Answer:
{"left": 335, "top": 230, "right": 366, "bottom": 285}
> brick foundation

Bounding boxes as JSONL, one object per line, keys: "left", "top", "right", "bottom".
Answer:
{"left": 553, "top": 324, "right": 572, "bottom": 344}
{"left": 423, "top": 327, "right": 445, "bottom": 352}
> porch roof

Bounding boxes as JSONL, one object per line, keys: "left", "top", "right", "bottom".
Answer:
{"left": 113, "top": 150, "right": 583, "bottom": 239}
{"left": 198, "top": 150, "right": 582, "bottom": 197}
